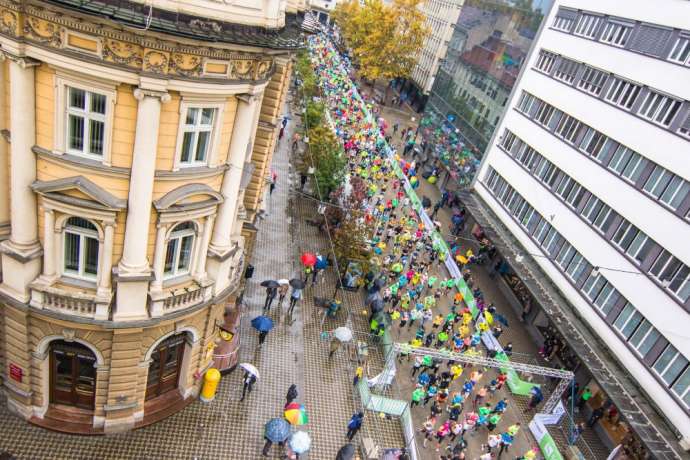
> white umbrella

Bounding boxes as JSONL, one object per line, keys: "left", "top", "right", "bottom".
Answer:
{"left": 277, "top": 279, "right": 289, "bottom": 285}
{"left": 289, "top": 431, "right": 312, "bottom": 454}
{"left": 334, "top": 327, "right": 353, "bottom": 342}
{"left": 239, "top": 363, "right": 260, "bottom": 379}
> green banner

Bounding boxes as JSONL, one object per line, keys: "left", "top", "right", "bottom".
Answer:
{"left": 539, "top": 433, "right": 564, "bottom": 460}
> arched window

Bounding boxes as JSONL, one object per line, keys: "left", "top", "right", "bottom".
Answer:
{"left": 164, "top": 222, "right": 195, "bottom": 279}
{"left": 63, "top": 217, "right": 99, "bottom": 280}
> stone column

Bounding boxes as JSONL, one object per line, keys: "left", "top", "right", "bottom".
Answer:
{"left": 114, "top": 89, "right": 169, "bottom": 321}
{"left": 194, "top": 215, "right": 214, "bottom": 279}
{"left": 42, "top": 210, "right": 55, "bottom": 278}
{"left": 209, "top": 94, "right": 261, "bottom": 253}
{"left": 0, "top": 55, "right": 9, "bottom": 240}
{"left": 206, "top": 92, "right": 262, "bottom": 295}
{"left": 150, "top": 223, "right": 168, "bottom": 292}
{"left": 98, "top": 222, "right": 115, "bottom": 294}
{"left": 0, "top": 56, "right": 42, "bottom": 303}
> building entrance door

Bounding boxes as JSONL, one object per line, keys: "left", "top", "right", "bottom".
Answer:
{"left": 146, "top": 334, "right": 185, "bottom": 400}
{"left": 49, "top": 341, "right": 97, "bottom": 410}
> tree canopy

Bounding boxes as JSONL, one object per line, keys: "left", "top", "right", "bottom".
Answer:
{"left": 333, "top": 0, "right": 429, "bottom": 81}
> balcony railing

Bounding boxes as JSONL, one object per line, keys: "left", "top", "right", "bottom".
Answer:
{"left": 150, "top": 281, "right": 214, "bottom": 317}
{"left": 30, "top": 280, "right": 111, "bottom": 320}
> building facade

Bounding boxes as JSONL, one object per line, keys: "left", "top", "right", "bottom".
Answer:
{"left": 474, "top": 0, "right": 690, "bottom": 451}
{"left": 416, "top": 0, "right": 546, "bottom": 190}
{"left": 0, "top": 0, "right": 305, "bottom": 433}
{"left": 393, "top": 0, "right": 464, "bottom": 111}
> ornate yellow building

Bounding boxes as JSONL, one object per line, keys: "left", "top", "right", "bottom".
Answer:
{"left": 0, "top": 0, "right": 310, "bottom": 433}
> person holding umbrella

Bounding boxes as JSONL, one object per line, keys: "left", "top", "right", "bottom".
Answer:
{"left": 263, "top": 418, "right": 290, "bottom": 456}
{"left": 261, "top": 280, "right": 280, "bottom": 313}
{"left": 251, "top": 315, "right": 274, "bottom": 348}
{"left": 277, "top": 279, "right": 290, "bottom": 307}
{"left": 240, "top": 369, "right": 257, "bottom": 401}
{"left": 346, "top": 412, "right": 364, "bottom": 441}
{"left": 288, "top": 278, "right": 305, "bottom": 315}
{"left": 286, "top": 384, "right": 298, "bottom": 405}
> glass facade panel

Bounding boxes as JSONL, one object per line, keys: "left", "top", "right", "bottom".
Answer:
{"left": 415, "top": 0, "right": 546, "bottom": 186}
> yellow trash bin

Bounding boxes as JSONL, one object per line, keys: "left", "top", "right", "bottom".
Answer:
{"left": 200, "top": 368, "right": 221, "bottom": 403}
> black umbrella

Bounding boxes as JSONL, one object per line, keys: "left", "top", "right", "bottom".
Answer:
{"left": 289, "top": 278, "right": 306, "bottom": 289}
{"left": 336, "top": 443, "right": 355, "bottom": 460}
{"left": 422, "top": 196, "right": 431, "bottom": 208}
{"left": 261, "top": 280, "right": 280, "bottom": 288}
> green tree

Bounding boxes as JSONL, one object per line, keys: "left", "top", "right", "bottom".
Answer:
{"left": 303, "top": 126, "right": 346, "bottom": 198}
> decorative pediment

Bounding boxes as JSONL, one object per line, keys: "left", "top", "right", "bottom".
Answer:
{"left": 153, "top": 183, "right": 223, "bottom": 212}
{"left": 31, "top": 176, "right": 127, "bottom": 211}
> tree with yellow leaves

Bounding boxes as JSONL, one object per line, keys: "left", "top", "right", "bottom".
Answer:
{"left": 333, "top": 0, "right": 429, "bottom": 90}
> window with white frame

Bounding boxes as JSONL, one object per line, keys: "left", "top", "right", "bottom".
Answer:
{"left": 577, "top": 66, "right": 608, "bottom": 96}
{"left": 63, "top": 217, "right": 99, "bottom": 281}
{"left": 607, "top": 145, "right": 648, "bottom": 183}
{"left": 643, "top": 165, "right": 690, "bottom": 210}
{"left": 678, "top": 113, "right": 690, "bottom": 139}
{"left": 553, "top": 58, "right": 579, "bottom": 84}
{"left": 552, "top": 15, "right": 574, "bottom": 32}
{"left": 516, "top": 92, "right": 535, "bottom": 113}
{"left": 628, "top": 319, "right": 660, "bottom": 357}
{"left": 574, "top": 14, "right": 602, "bottom": 39}
{"left": 66, "top": 87, "right": 107, "bottom": 158}
{"left": 605, "top": 77, "right": 641, "bottom": 110}
{"left": 637, "top": 90, "right": 682, "bottom": 127}
{"left": 649, "top": 250, "right": 690, "bottom": 302}
{"left": 668, "top": 35, "right": 690, "bottom": 66}
{"left": 178, "top": 107, "right": 217, "bottom": 167}
{"left": 600, "top": 21, "right": 632, "bottom": 47}
{"left": 611, "top": 219, "right": 653, "bottom": 264}
{"left": 654, "top": 345, "right": 689, "bottom": 387}
{"left": 671, "top": 367, "right": 690, "bottom": 408}
{"left": 534, "top": 51, "right": 557, "bottom": 73}
{"left": 613, "top": 303, "right": 643, "bottom": 339}
{"left": 164, "top": 222, "right": 196, "bottom": 279}
{"left": 581, "top": 195, "right": 617, "bottom": 234}
{"left": 534, "top": 102, "right": 555, "bottom": 126}
{"left": 555, "top": 114, "right": 582, "bottom": 143}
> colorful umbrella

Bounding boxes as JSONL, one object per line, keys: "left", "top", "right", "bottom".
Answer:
{"left": 301, "top": 252, "right": 317, "bottom": 266}
{"left": 284, "top": 402, "right": 309, "bottom": 425}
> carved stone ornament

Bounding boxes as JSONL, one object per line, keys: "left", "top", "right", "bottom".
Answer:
{"left": 229, "top": 59, "right": 254, "bottom": 80}
{"left": 0, "top": 10, "right": 17, "bottom": 36}
{"left": 102, "top": 39, "right": 143, "bottom": 68}
{"left": 23, "top": 16, "right": 62, "bottom": 47}
{"left": 62, "top": 328, "right": 76, "bottom": 342}
{"left": 143, "top": 50, "right": 169, "bottom": 74}
{"left": 169, "top": 53, "right": 202, "bottom": 77}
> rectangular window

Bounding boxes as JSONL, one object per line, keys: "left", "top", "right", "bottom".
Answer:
{"left": 671, "top": 368, "right": 690, "bottom": 407}
{"left": 516, "top": 92, "right": 535, "bottom": 114}
{"left": 553, "top": 58, "right": 579, "bottom": 84}
{"left": 627, "top": 320, "right": 660, "bottom": 357}
{"left": 605, "top": 77, "right": 641, "bottom": 110}
{"left": 535, "top": 102, "right": 555, "bottom": 126}
{"left": 574, "top": 14, "right": 602, "bottom": 39}
{"left": 614, "top": 303, "right": 643, "bottom": 339}
{"left": 583, "top": 270, "right": 606, "bottom": 300}
{"left": 553, "top": 15, "right": 575, "bottom": 32}
{"left": 678, "top": 113, "right": 690, "bottom": 139}
{"left": 66, "top": 87, "right": 107, "bottom": 158}
{"left": 600, "top": 21, "right": 632, "bottom": 47}
{"left": 566, "top": 253, "right": 589, "bottom": 281}
{"left": 577, "top": 66, "right": 608, "bottom": 96}
{"left": 582, "top": 195, "right": 616, "bottom": 234}
{"left": 650, "top": 250, "right": 690, "bottom": 302}
{"left": 608, "top": 145, "right": 647, "bottom": 183}
{"left": 669, "top": 35, "right": 690, "bottom": 66}
{"left": 638, "top": 90, "right": 682, "bottom": 127}
{"left": 654, "top": 346, "right": 689, "bottom": 386}
{"left": 535, "top": 50, "right": 557, "bottom": 73}
{"left": 611, "top": 220, "right": 652, "bottom": 263}
{"left": 593, "top": 282, "right": 620, "bottom": 315}
{"left": 179, "top": 107, "right": 216, "bottom": 167}
{"left": 555, "top": 115, "right": 582, "bottom": 143}
{"left": 500, "top": 130, "right": 517, "bottom": 151}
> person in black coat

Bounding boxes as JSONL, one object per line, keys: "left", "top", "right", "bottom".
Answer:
{"left": 286, "top": 384, "right": 298, "bottom": 405}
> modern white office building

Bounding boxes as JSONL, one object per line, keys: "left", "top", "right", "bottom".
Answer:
{"left": 472, "top": 0, "right": 690, "bottom": 454}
